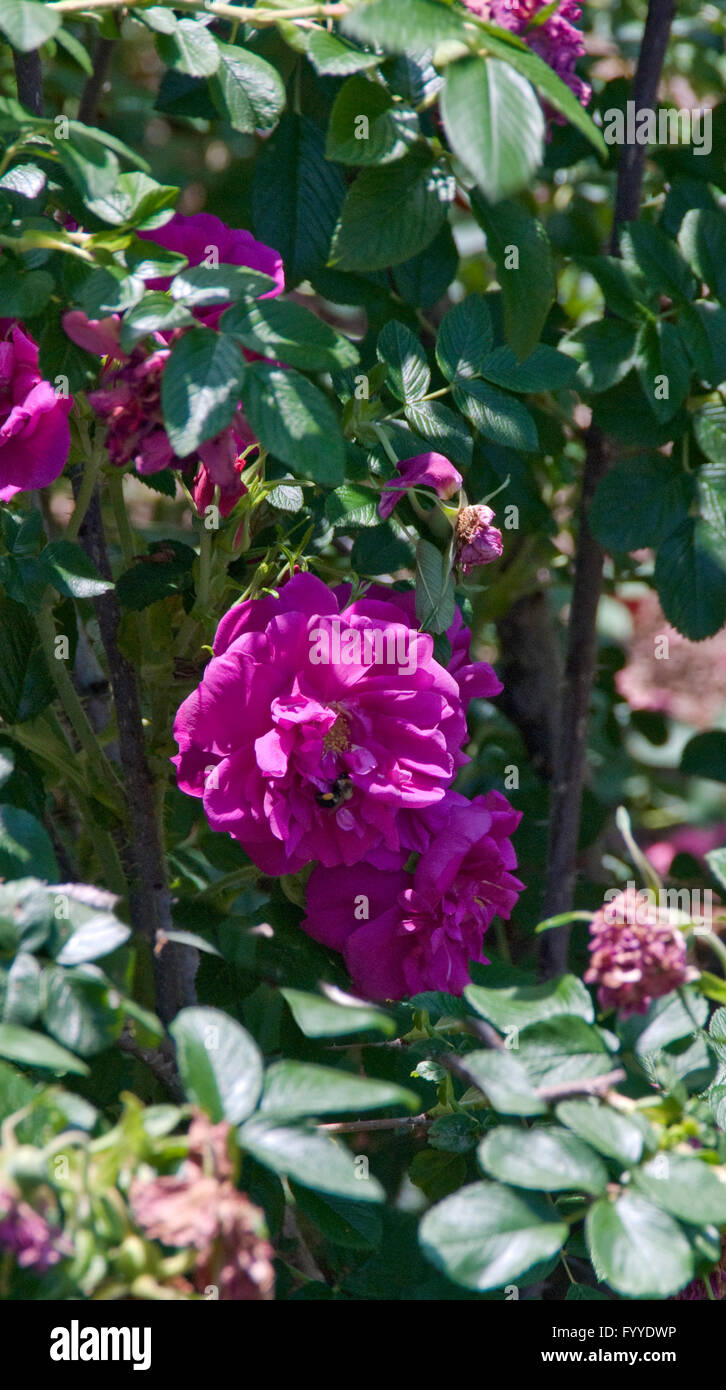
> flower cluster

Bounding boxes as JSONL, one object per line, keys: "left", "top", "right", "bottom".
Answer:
{"left": 584, "top": 887, "right": 695, "bottom": 1016}
{"left": 463, "top": 0, "right": 591, "bottom": 109}
{"left": 0, "top": 321, "right": 72, "bottom": 502}
{"left": 174, "top": 573, "right": 523, "bottom": 998}
{"left": 63, "top": 212, "right": 284, "bottom": 516}
{"left": 0, "top": 1183, "right": 66, "bottom": 1272}
{"left": 130, "top": 1112, "right": 274, "bottom": 1301}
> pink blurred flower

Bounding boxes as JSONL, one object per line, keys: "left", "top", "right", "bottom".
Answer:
{"left": 130, "top": 1113, "right": 274, "bottom": 1301}
{"left": 0, "top": 322, "right": 72, "bottom": 502}
{"left": 455, "top": 504, "right": 503, "bottom": 573}
{"left": 378, "top": 452, "right": 462, "bottom": 520}
{"left": 617, "top": 591, "right": 726, "bottom": 730}
{"left": 585, "top": 886, "right": 696, "bottom": 1017}
{"left": 303, "top": 789, "right": 523, "bottom": 999}
{"left": 646, "top": 824, "right": 726, "bottom": 878}
{"left": 173, "top": 572, "right": 500, "bottom": 875}
{"left": 462, "top": 0, "right": 591, "bottom": 110}
{"left": 0, "top": 1184, "right": 66, "bottom": 1272}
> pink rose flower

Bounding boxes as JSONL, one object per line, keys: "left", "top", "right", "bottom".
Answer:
{"left": 585, "top": 886, "right": 696, "bottom": 1017}
{"left": 139, "top": 211, "right": 284, "bottom": 326}
{"left": 0, "top": 322, "right": 72, "bottom": 502}
{"left": 378, "top": 452, "right": 462, "bottom": 521}
{"left": 0, "top": 1183, "right": 66, "bottom": 1271}
{"left": 173, "top": 573, "right": 501, "bottom": 875}
{"left": 455, "top": 504, "right": 503, "bottom": 573}
{"left": 302, "top": 789, "right": 523, "bottom": 999}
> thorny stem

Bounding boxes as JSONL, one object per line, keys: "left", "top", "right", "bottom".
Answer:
{"left": 50, "top": 0, "right": 350, "bottom": 21}
{"left": 12, "top": 50, "right": 42, "bottom": 115}
{"left": 540, "top": 0, "right": 676, "bottom": 979}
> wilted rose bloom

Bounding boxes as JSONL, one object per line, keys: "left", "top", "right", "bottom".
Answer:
{"left": 130, "top": 1113, "right": 274, "bottom": 1301}
{"left": 378, "top": 452, "right": 462, "bottom": 521}
{"left": 462, "top": 0, "right": 591, "bottom": 109}
{"left": 0, "top": 1184, "right": 65, "bottom": 1272}
{"left": 455, "top": 504, "right": 503, "bottom": 574}
{"left": 173, "top": 573, "right": 501, "bottom": 875}
{"left": 303, "top": 789, "right": 523, "bottom": 999}
{"left": 0, "top": 321, "right": 72, "bottom": 502}
{"left": 585, "top": 887, "right": 695, "bottom": 1017}
{"left": 139, "top": 211, "right": 284, "bottom": 325}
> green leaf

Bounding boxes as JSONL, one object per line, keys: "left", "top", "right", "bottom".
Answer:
{"left": 326, "top": 74, "right": 418, "bottom": 165}
{"left": 473, "top": 22, "right": 605, "bottom": 155}
{"left": 479, "top": 1125, "right": 608, "bottom": 1196}
{"left": 620, "top": 222, "right": 697, "bottom": 304}
{"left": 555, "top": 1100, "right": 644, "bottom": 1167}
{"left": 119, "top": 293, "right": 196, "bottom": 353}
{"left": 261, "top": 1061, "right": 418, "bottom": 1118}
{"left": 453, "top": 379, "right": 538, "bottom": 452}
{"left": 2, "top": 953, "right": 41, "bottom": 1027}
{"left": 170, "top": 264, "right": 275, "bottom": 306}
{"left": 241, "top": 361, "right": 344, "bottom": 486}
{"left": 55, "top": 912, "right": 130, "bottom": 968}
{"left": 157, "top": 19, "right": 220, "bottom": 77}
{"left": 465, "top": 975, "right": 594, "bottom": 1031}
{"left": 0, "top": 264, "right": 53, "bottom": 318}
{"left": 290, "top": 1182, "right": 382, "bottom": 1249}
{"left": 307, "top": 29, "right": 381, "bottom": 76}
{"left": 460, "top": 1051, "right": 547, "bottom": 1116}
{"left": 681, "top": 731, "right": 726, "bottom": 782}
{"left": 326, "top": 484, "right": 380, "bottom": 529}
{"left": 634, "top": 320, "right": 691, "bottom": 425}
{"left": 0, "top": 807, "right": 57, "bottom": 882}
{"left": 54, "top": 130, "right": 120, "bottom": 201}
{"left": 377, "top": 319, "right": 430, "bottom": 402}
{"left": 161, "top": 328, "right": 245, "bottom": 457}
{"left": 480, "top": 344, "right": 577, "bottom": 394}
{"left": 209, "top": 41, "right": 285, "bottom": 134}
{"left": 404, "top": 400, "right": 472, "bottom": 468}
{"left": 633, "top": 1153, "right": 726, "bottom": 1225}
{"left": 419, "top": 1180, "right": 568, "bottom": 1291}
{"left": 618, "top": 988, "right": 708, "bottom": 1056}
{"left": 706, "top": 849, "right": 726, "bottom": 894}
{"left": 115, "top": 540, "right": 195, "bottom": 612}
{"left": 654, "top": 516, "right": 726, "bottom": 641}
{"left": 0, "top": 1022, "right": 89, "bottom": 1075}
{"left": 566, "top": 1283, "right": 611, "bottom": 1301}
{"left": 280, "top": 987, "right": 394, "bottom": 1037}
{"left": 342, "top": 0, "right": 468, "bottom": 52}
{"left": 0, "top": 0, "right": 60, "bottom": 51}
{"left": 441, "top": 57, "right": 544, "bottom": 203}
{"left": 41, "top": 966, "right": 120, "bottom": 1057}
{"left": 330, "top": 148, "right": 454, "bottom": 273}
{"left": 351, "top": 520, "right": 414, "bottom": 574}
{"left": 238, "top": 1115, "right": 384, "bottom": 1201}
{"left": 84, "top": 171, "right": 178, "bottom": 230}
{"left": 0, "top": 595, "right": 54, "bottom": 723}
{"left": 586, "top": 1193, "right": 693, "bottom": 1298}
{"left": 590, "top": 455, "right": 693, "bottom": 552}
{"left": 170, "top": 1005, "right": 263, "bottom": 1124}
{"left": 677, "top": 208, "right": 726, "bottom": 302}
{"left": 221, "top": 297, "right": 358, "bottom": 372}
{"left": 574, "top": 254, "right": 650, "bottom": 323}
{"left": 253, "top": 113, "right": 345, "bottom": 287}
{"left": 436, "top": 294, "right": 493, "bottom": 382}
{"left": 39, "top": 540, "right": 113, "bottom": 599}
{"left": 561, "top": 319, "right": 638, "bottom": 394}
{"left": 472, "top": 195, "right": 555, "bottom": 360}
{"left": 515, "top": 1017, "right": 614, "bottom": 1089}
{"left": 415, "top": 538, "right": 455, "bottom": 634}
{"left": 694, "top": 401, "right": 726, "bottom": 465}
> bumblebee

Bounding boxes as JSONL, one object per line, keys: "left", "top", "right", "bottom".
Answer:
{"left": 315, "top": 776, "right": 354, "bottom": 810}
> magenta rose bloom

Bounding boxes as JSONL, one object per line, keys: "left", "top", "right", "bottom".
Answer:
{"left": 463, "top": 0, "right": 590, "bottom": 110}
{"left": 173, "top": 573, "right": 501, "bottom": 874}
{"left": 139, "top": 212, "right": 284, "bottom": 326}
{"left": 302, "top": 789, "right": 523, "bottom": 999}
{"left": 378, "top": 452, "right": 462, "bottom": 521}
{"left": 0, "top": 322, "right": 72, "bottom": 502}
